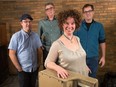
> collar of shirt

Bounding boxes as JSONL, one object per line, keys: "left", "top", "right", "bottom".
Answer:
{"left": 44, "top": 16, "right": 57, "bottom": 20}
{"left": 81, "top": 19, "right": 96, "bottom": 30}
{"left": 83, "top": 19, "right": 95, "bottom": 24}
{"left": 21, "top": 29, "right": 32, "bottom": 37}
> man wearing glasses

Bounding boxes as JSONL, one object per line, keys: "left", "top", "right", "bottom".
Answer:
{"left": 75, "top": 4, "right": 106, "bottom": 78}
{"left": 38, "top": 2, "right": 61, "bottom": 69}
{"left": 8, "top": 14, "right": 42, "bottom": 87}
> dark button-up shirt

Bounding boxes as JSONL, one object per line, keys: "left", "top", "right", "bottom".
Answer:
{"left": 75, "top": 20, "right": 105, "bottom": 58}
{"left": 38, "top": 17, "right": 61, "bottom": 51}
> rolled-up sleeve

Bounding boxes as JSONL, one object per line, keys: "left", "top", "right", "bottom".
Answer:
{"left": 99, "top": 24, "right": 106, "bottom": 43}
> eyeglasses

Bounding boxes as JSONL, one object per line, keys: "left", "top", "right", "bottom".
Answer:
{"left": 83, "top": 10, "right": 93, "bottom": 14}
{"left": 45, "top": 7, "right": 54, "bottom": 11}
{"left": 22, "top": 20, "right": 32, "bottom": 23}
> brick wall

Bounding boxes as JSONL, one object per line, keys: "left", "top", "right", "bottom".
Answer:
{"left": 0, "top": 0, "right": 116, "bottom": 75}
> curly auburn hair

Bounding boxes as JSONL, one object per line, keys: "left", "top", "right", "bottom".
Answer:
{"left": 57, "top": 9, "right": 81, "bottom": 30}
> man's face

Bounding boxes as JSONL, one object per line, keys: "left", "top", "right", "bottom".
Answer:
{"left": 45, "top": 4, "right": 55, "bottom": 17}
{"left": 83, "top": 6, "right": 94, "bottom": 21}
{"left": 20, "top": 18, "right": 32, "bottom": 33}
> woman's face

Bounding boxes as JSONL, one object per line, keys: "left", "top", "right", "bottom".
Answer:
{"left": 63, "top": 17, "right": 76, "bottom": 35}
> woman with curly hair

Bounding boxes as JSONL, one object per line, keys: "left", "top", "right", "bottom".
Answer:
{"left": 44, "top": 9, "right": 90, "bottom": 80}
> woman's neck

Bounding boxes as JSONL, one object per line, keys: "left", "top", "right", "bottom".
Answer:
{"left": 63, "top": 34, "right": 73, "bottom": 43}
{"left": 64, "top": 33, "right": 73, "bottom": 38}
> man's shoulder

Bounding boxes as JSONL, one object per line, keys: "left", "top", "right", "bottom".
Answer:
{"left": 93, "top": 20, "right": 103, "bottom": 25}
{"left": 92, "top": 21, "right": 104, "bottom": 31}
{"left": 12, "top": 30, "right": 22, "bottom": 37}
{"left": 38, "top": 18, "right": 48, "bottom": 25}
{"left": 9, "top": 30, "right": 22, "bottom": 41}
{"left": 32, "top": 31, "right": 39, "bottom": 36}
{"left": 39, "top": 18, "right": 47, "bottom": 22}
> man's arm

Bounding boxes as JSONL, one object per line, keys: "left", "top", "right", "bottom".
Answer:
{"left": 9, "top": 49, "right": 22, "bottom": 72}
{"left": 38, "top": 21, "right": 43, "bottom": 39}
{"left": 37, "top": 47, "right": 43, "bottom": 68}
{"left": 99, "top": 42, "right": 106, "bottom": 67}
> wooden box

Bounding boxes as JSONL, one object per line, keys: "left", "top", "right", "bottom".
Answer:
{"left": 39, "top": 69, "right": 98, "bottom": 87}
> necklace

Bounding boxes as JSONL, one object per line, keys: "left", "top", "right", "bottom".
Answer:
{"left": 63, "top": 34, "right": 73, "bottom": 43}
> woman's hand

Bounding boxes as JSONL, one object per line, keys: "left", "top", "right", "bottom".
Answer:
{"left": 56, "top": 66, "right": 69, "bottom": 79}
{"left": 46, "top": 62, "right": 69, "bottom": 79}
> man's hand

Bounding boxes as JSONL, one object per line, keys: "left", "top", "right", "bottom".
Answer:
{"left": 99, "top": 57, "right": 105, "bottom": 67}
